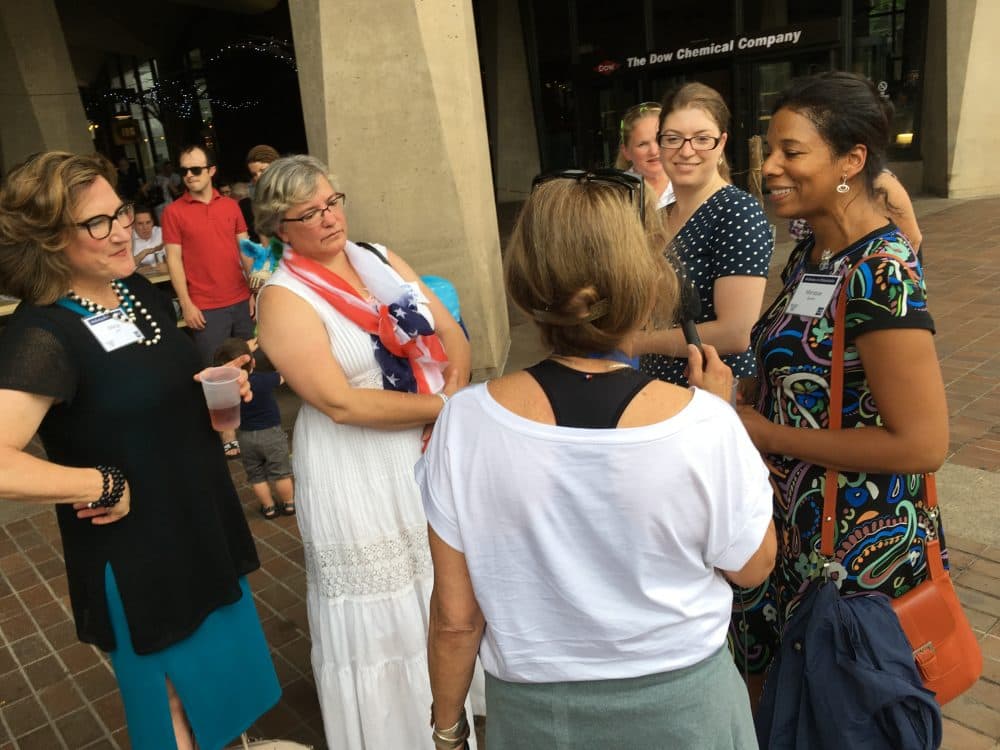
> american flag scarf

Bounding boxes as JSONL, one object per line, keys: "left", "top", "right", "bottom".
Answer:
{"left": 280, "top": 241, "right": 447, "bottom": 394}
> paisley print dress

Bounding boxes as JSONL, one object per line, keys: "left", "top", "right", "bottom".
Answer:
{"left": 732, "top": 224, "right": 944, "bottom": 675}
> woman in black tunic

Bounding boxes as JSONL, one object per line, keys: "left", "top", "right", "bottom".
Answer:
{"left": 0, "top": 152, "right": 280, "bottom": 750}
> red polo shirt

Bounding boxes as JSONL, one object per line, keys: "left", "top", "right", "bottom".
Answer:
{"left": 162, "top": 190, "right": 249, "bottom": 310}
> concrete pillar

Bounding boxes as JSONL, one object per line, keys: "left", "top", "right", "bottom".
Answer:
{"left": 944, "top": 0, "right": 1000, "bottom": 197}
{"left": 0, "top": 0, "right": 91, "bottom": 173}
{"left": 922, "top": 0, "right": 1000, "bottom": 198}
{"left": 289, "top": 0, "right": 509, "bottom": 378}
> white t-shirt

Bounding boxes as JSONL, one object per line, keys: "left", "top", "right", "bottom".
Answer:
{"left": 626, "top": 168, "right": 675, "bottom": 209}
{"left": 132, "top": 226, "right": 164, "bottom": 266}
{"left": 417, "top": 385, "right": 772, "bottom": 683}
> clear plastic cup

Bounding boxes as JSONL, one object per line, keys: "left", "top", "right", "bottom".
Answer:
{"left": 200, "top": 366, "right": 242, "bottom": 431}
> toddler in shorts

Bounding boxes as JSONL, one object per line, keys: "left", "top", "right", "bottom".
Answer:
{"left": 214, "top": 338, "right": 295, "bottom": 519}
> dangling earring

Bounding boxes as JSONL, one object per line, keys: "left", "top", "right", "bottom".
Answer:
{"left": 836, "top": 175, "right": 850, "bottom": 194}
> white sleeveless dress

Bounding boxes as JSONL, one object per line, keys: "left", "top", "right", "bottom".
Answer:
{"left": 264, "top": 267, "right": 478, "bottom": 749}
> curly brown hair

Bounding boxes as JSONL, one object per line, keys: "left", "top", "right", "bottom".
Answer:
{"left": 245, "top": 144, "right": 280, "bottom": 165}
{"left": 0, "top": 151, "right": 117, "bottom": 305}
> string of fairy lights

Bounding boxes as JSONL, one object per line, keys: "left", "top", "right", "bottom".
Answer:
{"left": 86, "top": 38, "right": 296, "bottom": 121}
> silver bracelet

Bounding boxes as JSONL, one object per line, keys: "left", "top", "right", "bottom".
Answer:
{"left": 436, "top": 392, "right": 449, "bottom": 406}
{"left": 430, "top": 709, "right": 469, "bottom": 749}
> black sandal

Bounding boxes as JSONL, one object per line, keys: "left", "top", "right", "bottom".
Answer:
{"left": 260, "top": 505, "right": 279, "bottom": 520}
{"left": 281, "top": 501, "right": 296, "bottom": 517}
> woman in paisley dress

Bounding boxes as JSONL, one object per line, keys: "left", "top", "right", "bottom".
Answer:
{"left": 251, "top": 155, "right": 475, "bottom": 749}
{"left": 734, "top": 72, "right": 949, "bottom": 708}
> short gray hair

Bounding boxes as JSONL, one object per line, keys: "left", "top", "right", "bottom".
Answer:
{"left": 252, "top": 154, "right": 341, "bottom": 238}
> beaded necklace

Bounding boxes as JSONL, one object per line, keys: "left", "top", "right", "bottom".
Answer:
{"left": 65, "top": 280, "right": 162, "bottom": 346}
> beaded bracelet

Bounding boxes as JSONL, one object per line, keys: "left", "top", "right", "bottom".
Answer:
{"left": 89, "top": 465, "right": 126, "bottom": 509}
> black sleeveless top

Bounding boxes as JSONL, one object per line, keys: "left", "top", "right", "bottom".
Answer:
{"left": 0, "top": 274, "right": 259, "bottom": 654}
{"left": 526, "top": 359, "right": 653, "bottom": 428}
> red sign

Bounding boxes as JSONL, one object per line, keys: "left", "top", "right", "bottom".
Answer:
{"left": 594, "top": 60, "right": 620, "bottom": 75}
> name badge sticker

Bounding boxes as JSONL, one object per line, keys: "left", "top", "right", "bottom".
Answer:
{"left": 82, "top": 310, "right": 145, "bottom": 352}
{"left": 786, "top": 274, "right": 840, "bottom": 318}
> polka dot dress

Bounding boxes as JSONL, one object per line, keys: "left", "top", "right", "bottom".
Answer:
{"left": 641, "top": 184, "right": 773, "bottom": 385}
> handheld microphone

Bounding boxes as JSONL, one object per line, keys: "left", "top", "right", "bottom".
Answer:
{"left": 680, "top": 280, "right": 703, "bottom": 360}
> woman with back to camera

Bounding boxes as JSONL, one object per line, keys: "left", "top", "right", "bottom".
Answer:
{"left": 735, "top": 71, "right": 948, "bottom": 707}
{"left": 0, "top": 152, "right": 279, "bottom": 750}
{"left": 616, "top": 101, "right": 674, "bottom": 210}
{"left": 252, "top": 154, "right": 475, "bottom": 749}
{"left": 417, "top": 170, "right": 776, "bottom": 749}
{"left": 635, "top": 83, "right": 773, "bottom": 387}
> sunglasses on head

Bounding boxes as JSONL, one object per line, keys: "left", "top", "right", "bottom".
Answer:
{"left": 620, "top": 101, "right": 661, "bottom": 137}
{"left": 531, "top": 169, "right": 645, "bottom": 224}
{"left": 179, "top": 165, "right": 210, "bottom": 176}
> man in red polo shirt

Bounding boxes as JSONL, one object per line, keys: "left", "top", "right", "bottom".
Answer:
{"left": 163, "top": 145, "right": 253, "bottom": 364}
{"left": 163, "top": 144, "right": 252, "bottom": 457}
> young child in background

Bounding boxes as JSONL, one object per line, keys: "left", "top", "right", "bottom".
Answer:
{"left": 214, "top": 338, "right": 295, "bottom": 519}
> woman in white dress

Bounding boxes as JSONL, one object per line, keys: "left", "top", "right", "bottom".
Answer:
{"left": 252, "top": 155, "right": 474, "bottom": 749}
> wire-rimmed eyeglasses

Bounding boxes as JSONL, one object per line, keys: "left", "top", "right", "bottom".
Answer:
{"left": 280, "top": 193, "right": 347, "bottom": 227}
{"left": 530, "top": 169, "right": 645, "bottom": 224}
{"left": 75, "top": 202, "right": 135, "bottom": 240}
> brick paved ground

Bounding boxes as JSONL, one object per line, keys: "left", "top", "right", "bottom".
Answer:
{"left": 1, "top": 196, "right": 999, "bottom": 749}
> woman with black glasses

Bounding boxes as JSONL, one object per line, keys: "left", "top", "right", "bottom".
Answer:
{"left": 252, "top": 155, "right": 473, "bottom": 749}
{"left": 419, "top": 170, "right": 775, "bottom": 749}
{"left": 0, "top": 152, "right": 280, "bottom": 750}
{"left": 636, "top": 83, "right": 773, "bottom": 387}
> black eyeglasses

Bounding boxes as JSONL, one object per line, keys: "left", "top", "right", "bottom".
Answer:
{"left": 657, "top": 134, "right": 723, "bottom": 151}
{"left": 75, "top": 202, "right": 135, "bottom": 240}
{"left": 280, "top": 193, "right": 347, "bottom": 227}
{"left": 179, "top": 165, "right": 211, "bottom": 176}
{"left": 531, "top": 169, "right": 645, "bottom": 224}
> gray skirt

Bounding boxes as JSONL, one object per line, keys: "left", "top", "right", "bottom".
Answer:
{"left": 485, "top": 646, "right": 757, "bottom": 750}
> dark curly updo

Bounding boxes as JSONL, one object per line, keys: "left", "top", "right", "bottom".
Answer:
{"left": 771, "top": 71, "right": 893, "bottom": 198}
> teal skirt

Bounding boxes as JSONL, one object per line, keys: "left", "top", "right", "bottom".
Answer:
{"left": 105, "top": 565, "right": 281, "bottom": 750}
{"left": 485, "top": 646, "right": 756, "bottom": 750}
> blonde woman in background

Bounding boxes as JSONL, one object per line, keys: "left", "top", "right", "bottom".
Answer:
{"left": 616, "top": 102, "right": 675, "bottom": 210}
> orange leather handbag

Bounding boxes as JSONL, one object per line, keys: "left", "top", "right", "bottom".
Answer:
{"left": 824, "top": 253, "right": 982, "bottom": 705}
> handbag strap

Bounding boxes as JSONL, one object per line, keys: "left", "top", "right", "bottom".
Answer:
{"left": 820, "top": 251, "right": 938, "bottom": 561}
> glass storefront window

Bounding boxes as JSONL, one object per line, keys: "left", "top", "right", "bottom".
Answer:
{"left": 576, "top": 0, "right": 644, "bottom": 62}
{"left": 853, "top": 0, "right": 923, "bottom": 155}
{"left": 526, "top": 0, "right": 576, "bottom": 168}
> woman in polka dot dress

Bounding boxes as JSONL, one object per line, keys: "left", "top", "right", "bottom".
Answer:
{"left": 637, "top": 83, "right": 773, "bottom": 386}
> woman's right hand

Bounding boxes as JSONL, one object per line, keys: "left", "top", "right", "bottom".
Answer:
{"left": 73, "top": 480, "right": 131, "bottom": 526}
{"left": 685, "top": 343, "right": 734, "bottom": 403}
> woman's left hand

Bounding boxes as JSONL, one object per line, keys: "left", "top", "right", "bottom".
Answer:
{"left": 193, "top": 355, "right": 254, "bottom": 403}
